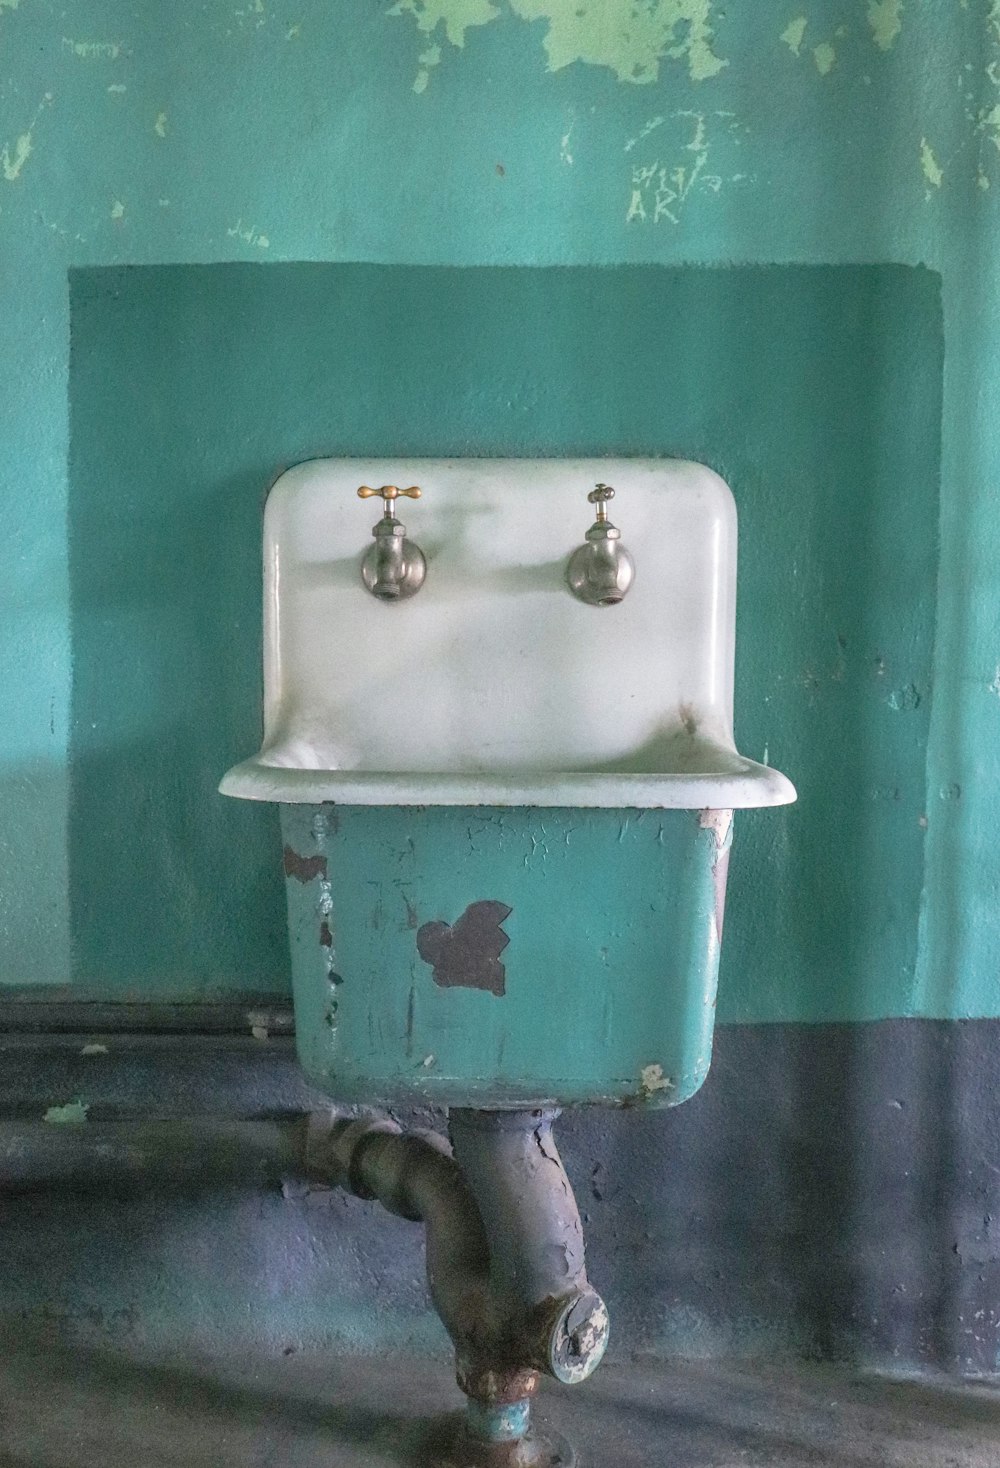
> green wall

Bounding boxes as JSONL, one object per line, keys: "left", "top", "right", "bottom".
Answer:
{"left": 2, "top": 1, "right": 999, "bottom": 1020}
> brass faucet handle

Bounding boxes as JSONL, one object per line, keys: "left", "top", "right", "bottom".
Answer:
{"left": 587, "top": 484, "right": 616, "bottom": 523}
{"left": 357, "top": 484, "right": 422, "bottom": 505}
{"left": 587, "top": 484, "right": 615, "bottom": 505}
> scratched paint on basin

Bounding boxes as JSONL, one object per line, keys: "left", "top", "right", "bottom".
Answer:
{"left": 280, "top": 805, "right": 732, "bottom": 1108}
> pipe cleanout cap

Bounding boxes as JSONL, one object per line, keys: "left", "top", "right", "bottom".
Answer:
{"left": 541, "top": 1289, "right": 610, "bottom": 1384}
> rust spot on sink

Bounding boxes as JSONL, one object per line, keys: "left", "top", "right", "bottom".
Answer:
{"left": 283, "top": 846, "right": 328, "bottom": 884}
{"left": 417, "top": 900, "right": 513, "bottom": 997}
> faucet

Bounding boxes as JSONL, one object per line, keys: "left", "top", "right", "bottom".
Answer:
{"left": 357, "top": 484, "right": 427, "bottom": 600}
{"left": 566, "top": 484, "right": 635, "bottom": 606}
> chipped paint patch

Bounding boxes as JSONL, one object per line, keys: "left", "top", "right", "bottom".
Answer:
{"left": 867, "top": 0, "right": 903, "bottom": 51}
{"left": 510, "top": 0, "right": 727, "bottom": 83}
{"left": 2, "top": 94, "right": 51, "bottom": 183}
{"left": 0, "top": 0, "right": 20, "bottom": 12}
{"left": 283, "top": 845, "right": 327, "bottom": 883}
{"left": 154, "top": 111, "right": 168, "bottom": 137}
{"left": 232, "top": 0, "right": 269, "bottom": 30}
{"left": 389, "top": 0, "right": 499, "bottom": 49}
{"left": 640, "top": 1063, "right": 673, "bottom": 1097}
{"left": 978, "top": 103, "right": 1000, "bottom": 163}
{"left": 413, "top": 42, "right": 442, "bottom": 91}
{"left": 107, "top": 83, "right": 127, "bottom": 94}
{"left": 920, "top": 137, "right": 943, "bottom": 187}
{"left": 44, "top": 1100, "right": 89, "bottom": 1125}
{"left": 780, "top": 16, "right": 807, "bottom": 55}
{"left": 887, "top": 683, "right": 921, "bottom": 711}
{"left": 813, "top": 41, "right": 836, "bottom": 74}
{"left": 393, "top": 0, "right": 726, "bottom": 88}
{"left": 2, "top": 132, "right": 32, "bottom": 181}
{"left": 989, "top": 665, "right": 1000, "bottom": 698}
{"left": 560, "top": 114, "right": 575, "bottom": 164}
{"left": 80, "top": 1043, "right": 108, "bottom": 1056}
{"left": 110, "top": 198, "right": 125, "bottom": 219}
{"left": 417, "top": 899, "right": 513, "bottom": 996}
{"left": 698, "top": 808, "right": 734, "bottom": 846}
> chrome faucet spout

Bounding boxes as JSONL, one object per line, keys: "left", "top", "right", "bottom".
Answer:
{"left": 357, "top": 484, "right": 427, "bottom": 600}
{"left": 369, "top": 516, "right": 408, "bottom": 599}
{"left": 567, "top": 484, "right": 635, "bottom": 606}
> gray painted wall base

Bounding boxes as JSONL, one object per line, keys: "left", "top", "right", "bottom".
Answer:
{"left": 1, "top": 1020, "right": 997, "bottom": 1375}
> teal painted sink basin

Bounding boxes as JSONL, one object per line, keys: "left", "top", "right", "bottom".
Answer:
{"left": 222, "top": 458, "right": 794, "bottom": 1108}
{"left": 280, "top": 803, "right": 732, "bottom": 1109}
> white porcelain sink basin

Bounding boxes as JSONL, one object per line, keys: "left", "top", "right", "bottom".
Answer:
{"left": 220, "top": 457, "right": 794, "bottom": 810}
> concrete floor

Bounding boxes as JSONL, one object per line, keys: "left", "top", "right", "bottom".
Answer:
{"left": 1, "top": 1335, "right": 998, "bottom": 1467}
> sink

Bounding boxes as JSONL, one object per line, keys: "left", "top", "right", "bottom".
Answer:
{"left": 221, "top": 457, "right": 793, "bottom": 809}
{"left": 222, "top": 458, "right": 794, "bottom": 1108}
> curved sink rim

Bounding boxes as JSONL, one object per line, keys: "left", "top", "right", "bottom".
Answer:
{"left": 219, "top": 757, "right": 796, "bottom": 809}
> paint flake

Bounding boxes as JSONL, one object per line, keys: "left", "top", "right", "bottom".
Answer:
{"left": 154, "top": 111, "right": 168, "bottom": 137}
{"left": 1, "top": 132, "right": 31, "bottom": 181}
{"left": 2, "top": 94, "right": 51, "bottom": 183}
{"left": 867, "top": 0, "right": 903, "bottom": 51}
{"left": 920, "top": 136, "right": 943, "bottom": 187}
{"left": 813, "top": 41, "right": 836, "bottom": 74}
{"left": 392, "top": 0, "right": 727, "bottom": 88}
{"left": 780, "top": 16, "right": 807, "bottom": 55}
{"left": 44, "top": 1100, "right": 89, "bottom": 1125}
{"left": 640, "top": 1063, "right": 673, "bottom": 1096}
{"left": 510, "top": 0, "right": 727, "bottom": 83}
{"left": 389, "top": 0, "right": 500, "bottom": 50}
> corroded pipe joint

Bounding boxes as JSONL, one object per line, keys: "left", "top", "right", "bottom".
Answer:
{"left": 449, "top": 1108, "right": 610, "bottom": 1386}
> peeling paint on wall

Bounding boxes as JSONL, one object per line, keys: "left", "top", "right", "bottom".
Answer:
{"left": 867, "top": 0, "right": 903, "bottom": 52}
{"left": 812, "top": 40, "right": 836, "bottom": 74}
{"left": 1, "top": 93, "right": 51, "bottom": 182}
{"left": 392, "top": 0, "right": 727, "bottom": 88}
{"left": 43, "top": 1100, "right": 89, "bottom": 1125}
{"left": 920, "top": 136, "right": 943, "bottom": 188}
{"left": 780, "top": 16, "right": 808, "bottom": 55}
{"left": 2, "top": 131, "right": 32, "bottom": 181}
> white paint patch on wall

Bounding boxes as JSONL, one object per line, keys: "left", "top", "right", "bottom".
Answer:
{"left": 392, "top": 0, "right": 728, "bottom": 89}
{"left": 867, "top": 0, "right": 903, "bottom": 52}
{"left": 1, "top": 92, "right": 52, "bottom": 182}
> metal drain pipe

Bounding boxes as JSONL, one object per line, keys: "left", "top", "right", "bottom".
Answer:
{"left": 2, "top": 1108, "right": 608, "bottom": 1465}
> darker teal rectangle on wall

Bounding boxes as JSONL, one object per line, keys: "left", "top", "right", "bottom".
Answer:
{"left": 68, "top": 263, "right": 941, "bottom": 1016}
